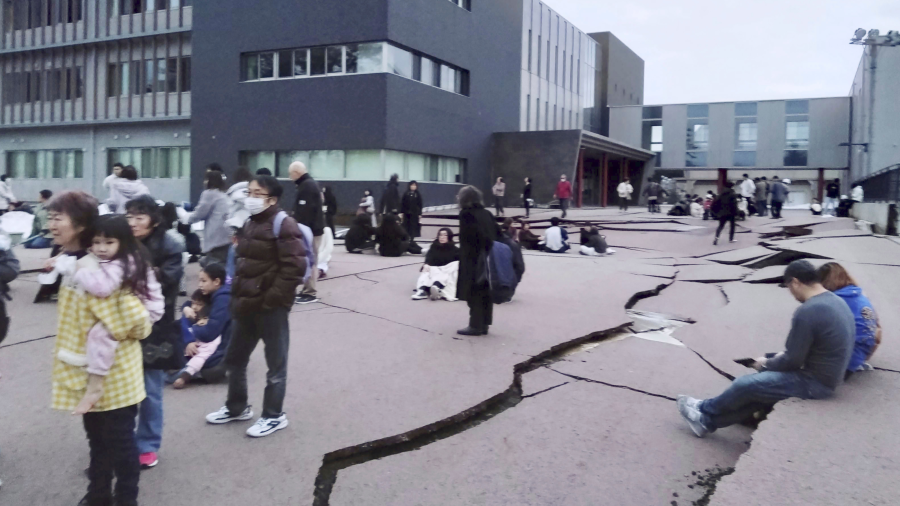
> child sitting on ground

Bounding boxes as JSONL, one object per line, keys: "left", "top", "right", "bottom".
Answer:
{"left": 736, "top": 196, "right": 749, "bottom": 221}
{"left": 690, "top": 198, "right": 704, "bottom": 218}
{"left": 579, "top": 227, "right": 614, "bottom": 256}
{"left": 67, "top": 215, "right": 164, "bottom": 415}
{"left": 173, "top": 263, "right": 231, "bottom": 389}
{"left": 810, "top": 198, "right": 823, "bottom": 216}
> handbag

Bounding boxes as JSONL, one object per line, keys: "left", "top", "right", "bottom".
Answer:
{"left": 474, "top": 248, "right": 491, "bottom": 287}
{"left": 141, "top": 320, "right": 186, "bottom": 371}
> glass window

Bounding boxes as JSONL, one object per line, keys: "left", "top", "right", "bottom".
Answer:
{"left": 687, "top": 104, "right": 708, "bottom": 118}
{"left": 345, "top": 45, "right": 359, "bottom": 74}
{"left": 442, "top": 158, "right": 461, "bottom": 183}
{"left": 326, "top": 46, "right": 344, "bottom": 74}
{"left": 310, "top": 48, "right": 326, "bottom": 76}
{"left": 259, "top": 53, "right": 274, "bottom": 79}
{"left": 278, "top": 51, "right": 292, "bottom": 78}
{"left": 412, "top": 55, "right": 422, "bottom": 81}
{"left": 733, "top": 151, "right": 756, "bottom": 167}
{"left": 407, "top": 153, "right": 426, "bottom": 181}
{"left": 294, "top": 50, "right": 308, "bottom": 76}
{"left": 156, "top": 58, "right": 167, "bottom": 91}
{"left": 166, "top": 58, "right": 177, "bottom": 92}
{"left": 36, "top": 151, "right": 49, "bottom": 179}
{"left": 784, "top": 150, "right": 808, "bottom": 167}
{"left": 386, "top": 45, "right": 413, "bottom": 79}
{"left": 427, "top": 155, "right": 440, "bottom": 182}
{"left": 355, "top": 43, "right": 383, "bottom": 74}
{"left": 52, "top": 151, "right": 64, "bottom": 178}
{"left": 139, "top": 148, "right": 152, "bottom": 177}
{"left": 736, "top": 120, "right": 757, "bottom": 150}
{"left": 420, "top": 58, "right": 434, "bottom": 86}
{"left": 277, "top": 151, "right": 310, "bottom": 178}
{"left": 686, "top": 120, "right": 709, "bottom": 150}
{"left": 130, "top": 61, "right": 141, "bottom": 95}
{"left": 785, "top": 100, "right": 809, "bottom": 115}
{"left": 642, "top": 106, "right": 662, "bottom": 119}
{"left": 685, "top": 151, "right": 707, "bottom": 167}
{"left": 432, "top": 60, "right": 441, "bottom": 88}
{"left": 180, "top": 148, "right": 191, "bottom": 179}
{"left": 346, "top": 150, "right": 384, "bottom": 180}
{"left": 309, "top": 150, "right": 344, "bottom": 179}
{"left": 735, "top": 102, "right": 757, "bottom": 116}
{"left": 156, "top": 148, "right": 171, "bottom": 178}
{"left": 650, "top": 125, "right": 663, "bottom": 152}
{"left": 107, "top": 64, "right": 119, "bottom": 97}
{"left": 441, "top": 65, "right": 455, "bottom": 92}
{"left": 180, "top": 57, "right": 191, "bottom": 92}
{"left": 145, "top": 60, "right": 154, "bottom": 92}
{"left": 786, "top": 121, "right": 809, "bottom": 149}
{"left": 73, "top": 151, "right": 84, "bottom": 178}
{"left": 384, "top": 150, "right": 405, "bottom": 180}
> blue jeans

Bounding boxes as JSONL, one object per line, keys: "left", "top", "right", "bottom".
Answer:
{"left": 136, "top": 369, "right": 165, "bottom": 454}
{"left": 23, "top": 235, "right": 52, "bottom": 249}
{"left": 699, "top": 371, "right": 833, "bottom": 431}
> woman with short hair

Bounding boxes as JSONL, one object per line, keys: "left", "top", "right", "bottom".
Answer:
{"left": 412, "top": 228, "right": 460, "bottom": 301}
{"left": 817, "top": 262, "right": 881, "bottom": 373}
{"left": 456, "top": 186, "right": 496, "bottom": 336}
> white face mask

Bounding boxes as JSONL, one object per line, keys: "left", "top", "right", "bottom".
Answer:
{"left": 244, "top": 197, "right": 268, "bottom": 216}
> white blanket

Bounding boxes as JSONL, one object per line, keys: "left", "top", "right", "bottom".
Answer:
{"left": 318, "top": 227, "right": 334, "bottom": 273}
{"left": 414, "top": 261, "right": 459, "bottom": 301}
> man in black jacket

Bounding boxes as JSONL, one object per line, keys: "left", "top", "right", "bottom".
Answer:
{"left": 380, "top": 174, "right": 401, "bottom": 217}
{"left": 288, "top": 161, "right": 325, "bottom": 304}
{"left": 824, "top": 178, "right": 840, "bottom": 216}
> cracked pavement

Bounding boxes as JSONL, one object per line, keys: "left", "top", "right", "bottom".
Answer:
{"left": 1, "top": 207, "right": 899, "bottom": 505}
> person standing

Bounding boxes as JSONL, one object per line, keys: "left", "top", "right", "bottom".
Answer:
{"left": 289, "top": 162, "right": 325, "bottom": 305}
{"left": 187, "top": 171, "right": 232, "bottom": 267}
{"left": 492, "top": 177, "right": 506, "bottom": 216}
{"left": 125, "top": 195, "right": 185, "bottom": 469}
{"left": 225, "top": 167, "right": 252, "bottom": 230}
{"left": 359, "top": 189, "right": 377, "bottom": 229}
{"left": 754, "top": 177, "right": 767, "bottom": 217}
{"left": 456, "top": 186, "right": 496, "bottom": 336}
{"left": 555, "top": 174, "right": 572, "bottom": 218}
{"left": 769, "top": 176, "right": 789, "bottom": 219}
{"left": 642, "top": 178, "right": 666, "bottom": 213}
{"left": 24, "top": 190, "right": 54, "bottom": 249}
{"left": 522, "top": 177, "right": 532, "bottom": 218}
{"left": 206, "top": 175, "right": 306, "bottom": 437}
{"left": 322, "top": 186, "right": 338, "bottom": 233}
{"left": 401, "top": 181, "right": 423, "bottom": 240}
{"left": 739, "top": 173, "right": 756, "bottom": 201}
{"left": 851, "top": 183, "right": 864, "bottom": 204}
{"left": 380, "top": 174, "right": 402, "bottom": 217}
{"left": 677, "top": 260, "right": 854, "bottom": 438}
{"left": 824, "top": 178, "right": 840, "bottom": 216}
{"left": 107, "top": 166, "right": 149, "bottom": 215}
{"left": 711, "top": 182, "right": 739, "bottom": 245}
{"left": 617, "top": 177, "right": 634, "bottom": 212}
{"left": 103, "top": 162, "right": 125, "bottom": 196}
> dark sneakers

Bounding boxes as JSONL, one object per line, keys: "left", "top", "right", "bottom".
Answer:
{"left": 294, "top": 294, "right": 320, "bottom": 305}
{"left": 457, "top": 327, "right": 488, "bottom": 336}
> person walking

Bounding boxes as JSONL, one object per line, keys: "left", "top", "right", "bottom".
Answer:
{"left": 677, "top": 260, "right": 854, "bottom": 438}
{"left": 617, "top": 177, "right": 634, "bottom": 212}
{"left": 322, "top": 186, "right": 338, "bottom": 233}
{"left": 289, "top": 162, "right": 325, "bottom": 305}
{"left": 492, "top": 177, "right": 506, "bottom": 216}
{"left": 456, "top": 186, "right": 496, "bottom": 336}
{"left": 754, "top": 177, "right": 767, "bottom": 217}
{"left": 824, "top": 179, "right": 840, "bottom": 216}
{"left": 401, "top": 181, "right": 423, "bottom": 240}
{"left": 125, "top": 195, "right": 185, "bottom": 469}
{"left": 206, "top": 175, "right": 306, "bottom": 438}
{"left": 769, "top": 176, "right": 789, "bottom": 219}
{"left": 642, "top": 178, "right": 666, "bottom": 213}
{"left": 187, "top": 171, "right": 232, "bottom": 267}
{"left": 522, "top": 177, "right": 532, "bottom": 218}
{"left": 555, "top": 174, "right": 572, "bottom": 218}
{"left": 739, "top": 173, "right": 755, "bottom": 201}
{"left": 711, "top": 182, "right": 739, "bottom": 245}
{"left": 380, "top": 174, "right": 402, "bottom": 217}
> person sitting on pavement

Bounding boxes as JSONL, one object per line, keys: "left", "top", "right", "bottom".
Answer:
{"left": 702, "top": 191, "right": 715, "bottom": 220}
{"left": 345, "top": 214, "right": 376, "bottom": 253}
{"left": 810, "top": 199, "right": 823, "bottom": 216}
{"left": 817, "top": 262, "right": 881, "bottom": 374}
{"left": 412, "top": 227, "right": 461, "bottom": 301}
{"left": 517, "top": 221, "right": 542, "bottom": 250}
{"left": 677, "top": 260, "right": 855, "bottom": 438}
{"left": 540, "top": 217, "right": 570, "bottom": 253}
{"left": 690, "top": 198, "right": 703, "bottom": 219}
{"left": 23, "top": 190, "right": 53, "bottom": 249}
{"left": 579, "top": 227, "right": 614, "bottom": 256}
{"left": 375, "top": 213, "right": 411, "bottom": 257}
{"left": 173, "top": 263, "right": 231, "bottom": 389}
{"left": 736, "top": 195, "right": 749, "bottom": 221}
{"left": 498, "top": 219, "right": 525, "bottom": 284}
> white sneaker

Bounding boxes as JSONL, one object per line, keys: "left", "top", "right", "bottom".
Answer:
{"left": 677, "top": 395, "right": 709, "bottom": 438}
{"left": 206, "top": 406, "right": 254, "bottom": 425}
{"left": 605, "top": 248, "right": 616, "bottom": 255}
{"left": 246, "top": 414, "right": 289, "bottom": 438}
{"left": 429, "top": 286, "right": 441, "bottom": 301}
{"left": 411, "top": 289, "right": 428, "bottom": 300}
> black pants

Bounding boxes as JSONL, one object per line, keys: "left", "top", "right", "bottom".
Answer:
{"left": 559, "top": 198, "right": 570, "bottom": 218}
{"left": 647, "top": 198, "right": 659, "bottom": 213}
{"left": 771, "top": 201, "right": 783, "bottom": 218}
{"left": 716, "top": 216, "right": 736, "bottom": 241}
{"left": 619, "top": 197, "right": 629, "bottom": 211}
{"left": 467, "top": 284, "right": 493, "bottom": 330}
{"left": 226, "top": 307, "right": 290, "bottom": 419}
{"left": 83, "top": 404, "right": 140, "bottom": 504}
{"left": 495, "top": 196, "right": 504, "bottom": 216}
{"left": 201, "top": 244, "right": 230, "bottom": 268}
{"left": 523, "top": 197, "right": 530, "bottom": 217}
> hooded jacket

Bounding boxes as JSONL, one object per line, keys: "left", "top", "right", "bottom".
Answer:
{"left": 183, "top": 284, "right": 232, "bottom": 368}
{"left": 711, "top": 188, "right": 739, "bottom": 219}
{"left": 108, "top": 179, "right": 150, "bottom": 214}
{"left": 833, "top": 285, "right": 878, "bottom": 370}
{"left": 225, "top": 181, "right": 250, "bottom": 229}
{"left": 292, "top": 173, "right": 325, "bottom": 237}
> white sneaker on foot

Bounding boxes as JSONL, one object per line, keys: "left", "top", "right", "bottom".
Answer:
{"left": 206, "top": 406, "right": 254, "bottom": 425}
{"left": 246, "top": 414, "right": 289, "bottom": 438}
{"left": 677, "top": 395, "right": 709, "bottom": 438}
{"left": 411, "top": 289, "right": 428, "bottom": 300}
{"left": 429, "top": 286, "right": 441, "bottom": 300}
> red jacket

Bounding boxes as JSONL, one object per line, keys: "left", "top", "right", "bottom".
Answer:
{"left": 556, "top": 181, "right": 572, "bottom": 199}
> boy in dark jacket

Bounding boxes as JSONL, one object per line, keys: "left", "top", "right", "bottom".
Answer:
{"left": 206, "top": 176, "right": 306, "bottom": 438}
{"left": 173, "top": 264, "right": 231, "bottom": 388}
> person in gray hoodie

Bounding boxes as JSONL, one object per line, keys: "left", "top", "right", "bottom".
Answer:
{"left": 768, "top": 176, "right": 790, "bottom": 219}
{"left": 188, "top": 171, "right": 233, "bottom": 266}
{"left": 107, "top": 166, "right": 150, "bottom": 214}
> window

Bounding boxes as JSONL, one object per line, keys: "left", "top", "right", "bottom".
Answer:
{"left": 527, "top": 30, "right": 532, "bottom": 71}
{"left": 107, "top": 63, "right": 120, "bottom": 97}
{"left": 735, "top": 102, "right": 757, "bottom": 116}
{"left": 686, "top": 151, "right": 707, "bottom": 167}
{"left": 687, "top": 104, "right": 708, "bottom": 118}
{"left": 537, "top": 35, "right": 541, "bottom": 77}
{"left": 259, "top": 53, "right": 274, "bottom": 79}
{"left": 784, "top": 150, "right": 808, "bottom": 167}
{"left": 736, "top": 120, "right": 757, "bottom": 150}
{"left": 294, "top": 50, "right": 308, "bottom": 76}
{"left": 642, "top": 106, "right": 662, "bottom": 119}
{"left": 526, "top": 94, "right": 531, "bottom": 131}
{"left": 180, "top": 57, "right": 191, "bottom": 92}
{"left": 536, "top": 97, "right": 540, "bottom": 131}
{"left": 785, "top": 100, "right": 809, "bottom": 115}
{"left": 355, "top": 43, "right": 383, "bottom": 74}
{"left": 278, "top": 51, "right": 293, "bottom": 78}
{"left": 387, "top": 45, "right": 413, "bottom": 79}
{"left": 687, "top": 120, "right": 709, "bottom": 150}
{"left": 108, "top": 147, "right": 190, "bottom": 179}
{"left": 448, "top": 0, "right": 471, "bottom": 11}
{"left": 647, "top": 125, "right": 663, "bottom": 152}
{"left": 310, "top": 48, "right": 326, "bottom": 75}
{"left": 421, "top": 58, "right": 435, "bottom": 86}
{"left": 786, "top": 120, "right": 809, "bottom": 150}
{"left": 347, "top": 46, "right": 361, "bottom": 74}
{"left": 166, "top": 58, "right": 177, "bottom": 93}
{"left": 734, "top": 151, "right": 756, "bottom": 167}
{"left": 7, "top": 149, "right": 84, "bottom": 179}
{"left": 326, "top": 46, "right": 344, "bottom": 74}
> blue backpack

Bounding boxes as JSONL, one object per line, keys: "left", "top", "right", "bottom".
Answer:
{"left": 272, "top": 211, "right": 316, "bottom": 283}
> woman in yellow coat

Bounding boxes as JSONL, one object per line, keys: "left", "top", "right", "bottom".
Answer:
{"left": 46, "top": 191, "right": 152, "bottom": 506}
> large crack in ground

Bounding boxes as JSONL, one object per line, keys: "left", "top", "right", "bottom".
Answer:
{"left": 310, "top": 279, "right": 677, "bottom": 506}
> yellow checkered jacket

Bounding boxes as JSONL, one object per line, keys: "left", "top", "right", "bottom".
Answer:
{"left": 51, "top": 282, "right": 152, "bottom": 412}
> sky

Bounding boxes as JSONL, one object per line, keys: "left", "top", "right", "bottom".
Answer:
{"left": 545, "top": 0, "right": 900, "bottom": 104}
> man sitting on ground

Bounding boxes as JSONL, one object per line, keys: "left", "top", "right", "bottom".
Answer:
{"left": 540, "top": 217, "right": 570, "bottom": 253}
{"left": 676, "top": 260, "right": 855, "bottom": 437}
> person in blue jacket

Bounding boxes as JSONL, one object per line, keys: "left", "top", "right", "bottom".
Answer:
{"left": 818, "top": 262, "right": 881, "bottom": 374}
{"left": 172, "top": 263, "right": 232, "bottom": 388}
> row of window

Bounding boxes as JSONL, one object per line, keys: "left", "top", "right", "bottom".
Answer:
{"left": 239, "top": 149, "right": 464, "bottom": 184}
{"left": 110, "top": 0, "right": 192, "bottom": 16}
{"left": 446, "top": 0, "right": 471, "bottom": 11}
{"left": 107, "top": 56, "right": 191, "bottom": 97}
{"left": 7, "top": 149, "right": 84, "bottom": 179}
{"left": 683, "top": 151, "right": 809, "bottom": 168}
{"left": 240, "top": 42, "right": 470, "bottom": 96}
{"left": 3, "top": 65, "right": 84, "bottom": 105}
{"left": 3, "top": 0, "right": 84, "bottom": 32}
{"left": 524, "top": 93, "right": 579, "bottom": 131}
{"left": 526, "top": 29, "right": 581, "bottom": 94}
{"left": 107, "top": 147, "right": 191, "bottom": 179}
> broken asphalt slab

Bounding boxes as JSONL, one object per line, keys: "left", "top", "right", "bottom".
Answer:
{"left": 677, "top": 264, "right": 752, "bottom": 283}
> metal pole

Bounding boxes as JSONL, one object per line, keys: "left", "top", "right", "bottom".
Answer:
{"left": 817, "top": 168, "right": 825, "bottom": 201}
{"left": 601, "top": 153, "right": 608, "bottom": 207}
{"left": 867, "top": 45, "right": 877, "bottom": 177}
{"left": 576, "top": 148, "right": 584, "bottom": 208}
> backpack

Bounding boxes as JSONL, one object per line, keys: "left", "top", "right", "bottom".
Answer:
{"left": 273, "top": 211, "right": 315, "bottom": 283}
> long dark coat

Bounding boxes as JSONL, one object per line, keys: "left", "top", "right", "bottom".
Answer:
{"left": 457, "top": 205, "right": 496, "bottom": 301}
{"left": 380, "top": 180, "right": 401, "bottom": 215}
{"left": 401, "top": 190, "right": 423, "bottom": 238}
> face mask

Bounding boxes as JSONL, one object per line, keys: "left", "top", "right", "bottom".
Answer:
{"left": 244, "top": 197, "right": 268, "bottom": 216}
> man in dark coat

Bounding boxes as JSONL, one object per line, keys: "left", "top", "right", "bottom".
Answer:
{"left": 457, "top": 186, "right": 496, "bottom": 336}
{"left": 711, "top": 182, "right": 739, "bottom": 245}
{"left": 289, "top": 161, "right": 324, "bottom": 304}
{"left": 380, "top": 174, "right": 402, "bottom": 217}
{"left": 400, "top": 181, "right": 423, "bottom": 238}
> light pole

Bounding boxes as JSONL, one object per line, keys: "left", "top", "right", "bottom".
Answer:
{"left": 850, "top": 29, "right": 900, "bottom": 178}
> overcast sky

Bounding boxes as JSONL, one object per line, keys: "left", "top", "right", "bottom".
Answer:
{"left": 546, "top": 0, "right": 900, "bottom": 104}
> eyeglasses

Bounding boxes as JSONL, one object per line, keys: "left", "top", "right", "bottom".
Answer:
{"left": 249, "top": 192, "right": 270, "bottom": 198}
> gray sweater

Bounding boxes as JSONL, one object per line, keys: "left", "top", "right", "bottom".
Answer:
{"left": 189, "top": 189, "right": 232, "bottom": 253}
{"left": 765, "top": 291, "right": 855, "bottom": 390}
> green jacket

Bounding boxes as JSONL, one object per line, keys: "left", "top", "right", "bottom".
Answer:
{"left": 31, "top": 204, "right": 51, "bottom": 239}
